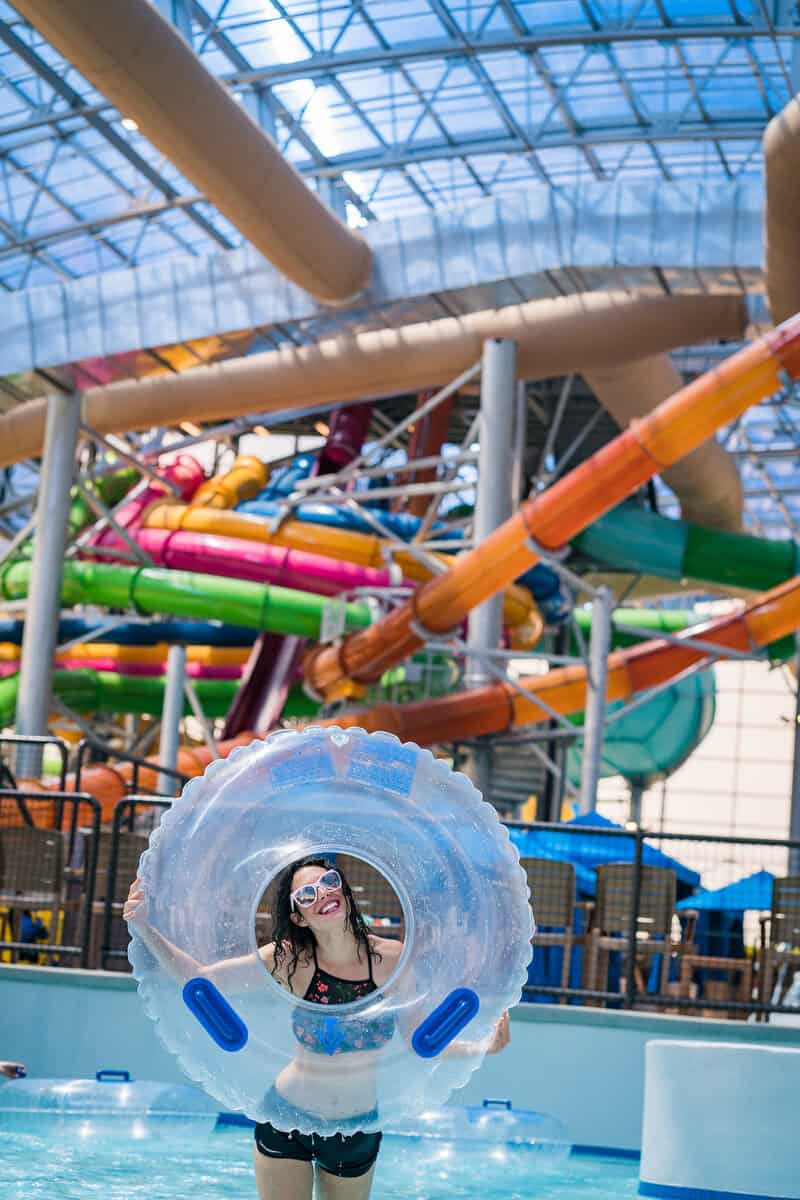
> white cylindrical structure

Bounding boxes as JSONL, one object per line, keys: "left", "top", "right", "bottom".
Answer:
{"left": 158, "top": 644, "right": 186, "bottom": 794}
{"left": 465, "top": 339, "right": 517, "bottom": 800}
{"left": 15, "top": 392, "right": 81, "bottom": 775}
{"left": 640, "top": 1040, "right": 800, "bottom": 1200}
{"left": 578, "top": 585, "right": 614, "bottom": 815}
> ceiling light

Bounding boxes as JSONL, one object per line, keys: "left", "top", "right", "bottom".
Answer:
{"left": 253, "top": 425, "right": 270, "bottom": 437}
{"left": 179, "top": 421, "right": 202, "bottom": 436}
{"left": 121, "top": 117, "right": 139, "bottom": 132}
{"left": 314, "top": 421, "right": 330, "bottom": 436}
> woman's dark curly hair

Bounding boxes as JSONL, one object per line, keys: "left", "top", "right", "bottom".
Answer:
{"left": 271, "top": 856, "right": 381, "bottom": 992}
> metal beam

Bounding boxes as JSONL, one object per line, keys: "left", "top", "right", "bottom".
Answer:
{"left": 0, "top": 193, "right": 206, "bottom": 258}
{"left": 223, "top": 27, "right": 800, "bottom": 90}
{"left": 304, "top": 122, "right": 769, "bottom": 177}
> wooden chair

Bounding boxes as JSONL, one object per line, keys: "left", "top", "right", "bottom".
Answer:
{"left": 584, "top": 863, "right": 677, "bottom": 1001}
{"left": 0, "top": 826, "right": 65, "bottom": 962}
{"left": 678, "top": 953, "right": 753, "bottom": 1018}
{"left": 759, "top": 875, "right": 800, "bottom": 1011}
{"left": 83, "top": 828, "right": 148, "bottom": 969}
{"left": 520, "top": 857, "right": 576, "bottom": 1001}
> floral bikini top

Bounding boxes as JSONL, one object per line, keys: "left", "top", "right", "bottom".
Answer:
{"left": 292, "top": 944, "right": 395, "bottom": 1055}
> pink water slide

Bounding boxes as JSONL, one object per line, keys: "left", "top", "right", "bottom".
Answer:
{"left": 96, "top": 526, "right": 400, "bottom": 597}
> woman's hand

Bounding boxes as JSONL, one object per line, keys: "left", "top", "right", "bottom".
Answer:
{"left": 485, "top": 1011, "right": 510, "bottom": 1055}
{"left": 0, "top": 1062, "right": 25, "bottom": 1079}
{"left": 123, "top": 879, "right": 148, "bottom": 929}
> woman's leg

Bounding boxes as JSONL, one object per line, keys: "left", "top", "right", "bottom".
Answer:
{"left": 253, "top": 1142, "right": 314, "bottom": 1200}
{"left": 316, "top": 1162, "right": 377, "bottom": 1200}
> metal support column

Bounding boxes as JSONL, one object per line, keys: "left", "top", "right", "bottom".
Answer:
{"left": 158, "top": 645, "right": 186, "bottom": 796}
{"left": 541, "top": 624, "right": 571, "bottom": 822}
{"left": 789, "top": 648, "right": 800, "bottom": 874}
{"left": 578, "top": 585, "right": 614, "bottom": 815}
{"left": 464, "top": 338, "right": 518, "bottom": 802}
{"left": 15, "top": 392, "right": 81, "bottom": 776}
{"left": 512, "top": 380, "right": 527, "bottom": 503}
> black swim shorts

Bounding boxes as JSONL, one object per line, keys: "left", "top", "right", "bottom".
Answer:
{"left": 254, "top": 1121, "right": 382, "bottom": 1178}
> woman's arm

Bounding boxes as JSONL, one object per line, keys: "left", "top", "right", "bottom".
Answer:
{"left": 124, "top": 879, "right": 279, "bottom": 989}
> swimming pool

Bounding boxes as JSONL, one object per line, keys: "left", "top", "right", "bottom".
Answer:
{"left": 0, "top": 1125, "right": 638, "bottom": 1199}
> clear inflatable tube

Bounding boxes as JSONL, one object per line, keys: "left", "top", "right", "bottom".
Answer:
{"left": 0, "top": 1071, "right": 218, "bottom": 1138}
{"left": 386, "top": 1099, "right": 571, "bottom": 1158}
{"left": 129, "top": 727, "right": 533, "bottom": 1135}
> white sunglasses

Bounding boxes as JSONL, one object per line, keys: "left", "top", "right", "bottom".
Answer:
{"left": 290, "top": 869, "right": 342, "bottom": 911}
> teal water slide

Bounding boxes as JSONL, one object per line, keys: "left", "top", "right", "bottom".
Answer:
{"left": 574, "top": 502, "right": 800, "bottom": 594}
{"left": 568, "top": 607, "right": 718, "bottom": 786}
{"left": 565, "top": 504, "right": 800, "bottom": 785}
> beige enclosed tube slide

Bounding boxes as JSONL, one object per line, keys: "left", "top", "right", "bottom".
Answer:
{"left": 0, "top": 291, "right": 746, "bottom": 468}
{"left": 764, "top": 93, "right": 800, "bottom": 325}
{"left": 13, "top": 0, "right": 371, "bottom": 305}
{"left": 585, "top": 354, "right": 743, "bottom": 530}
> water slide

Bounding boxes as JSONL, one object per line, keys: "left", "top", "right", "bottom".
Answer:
{"left": 0, "top": 618, "right": 258, "bottom": 648}
{"left": 0, "top": 291, "right": 747, "bottom": 467}
{"left": 0, "top": 642, "right": 250, "bottom": 680}
{"left": 329, "top": 573, "right": 800, "bottom": 746}
{"left": 0, "top": 561, "right": 373, "bottom": 640}
{"left": 574, "top": 503, "right": 800, "bottom": 597}
{"left": 302, "top": 317, "right": 800, "bottom": 699}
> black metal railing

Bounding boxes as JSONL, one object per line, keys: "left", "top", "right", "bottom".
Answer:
{"left": 74, "top": 734, "right": 190, "bottom": 798}
{"left": 4, "top": 796, "right": 800, "bottom": 1023}
{"left": 99, "top": 795, "right": 170, "bottom": 971}
{"left": 513, "top": 820, "right": 800, "bottom": 1021}
{"left": 0, "top": 734, "right": 69, "bottom": 792}
{"left": 0, "top": 789, "right": 100, "bottom": 968}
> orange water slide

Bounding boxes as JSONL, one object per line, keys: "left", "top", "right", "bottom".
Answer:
{"left": 328, "top": 575, "right": 800, "bottom": 745}
{"left": 304, "top": 317, "right": 800, "bottom": 698}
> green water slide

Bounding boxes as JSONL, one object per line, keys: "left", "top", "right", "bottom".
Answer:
{"left": 66, "top": 468, "right": 140, "bottom": 543}
{"left": 574, "top": 502, "right": 800, "bottom": 593}
{"left": 0, "top": 561, "right": 372, "bottom": 639}
{"left": 0, "top": 670, "right": 318, "bottom": 726}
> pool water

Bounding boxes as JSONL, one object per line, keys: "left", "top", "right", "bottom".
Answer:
{"left": 0, "top": 1125, "right": 639, "bottom": 1200}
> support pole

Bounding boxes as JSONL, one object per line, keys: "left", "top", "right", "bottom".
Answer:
{"left": 158, "top": 644, "right": 186, "bottom": 795}
{"left": 464, "top": 338, "right": 518, "bottom": 802}
{"left": 15, "top": 392, "right": 81, "bottom": 776}
{"left": 629, "top": 777, "right": 646, "bottom": 826}
{"left": 512, "top": 380, "right": 527, "bottom": 504}
{"left": 789, "top": 645, "right": 800, "bottom": 874}
{"left": 542, "top": 625, "right": 571, "bottom": 822}
{"left": 578, "top": 585, "right": 614, "bottom": 815}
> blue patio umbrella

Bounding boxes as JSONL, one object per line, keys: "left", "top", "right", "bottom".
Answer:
{"left": 676, "top": 869, "right": 774, "bottom": 912}
{"left": 509, "top": 811, "right": 700, "bottom": 893}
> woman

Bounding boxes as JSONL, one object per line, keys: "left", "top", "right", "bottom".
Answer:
{"left": 125, "top": 856, "right": 509, "bottom": 1200}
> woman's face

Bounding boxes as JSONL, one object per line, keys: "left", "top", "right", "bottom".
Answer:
{"left": 290, "top": 866, "right": 347, "bottom": 931}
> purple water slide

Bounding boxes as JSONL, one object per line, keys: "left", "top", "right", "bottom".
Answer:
{"left": 221, "top": 632, "right": 305, "bottom": 738}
